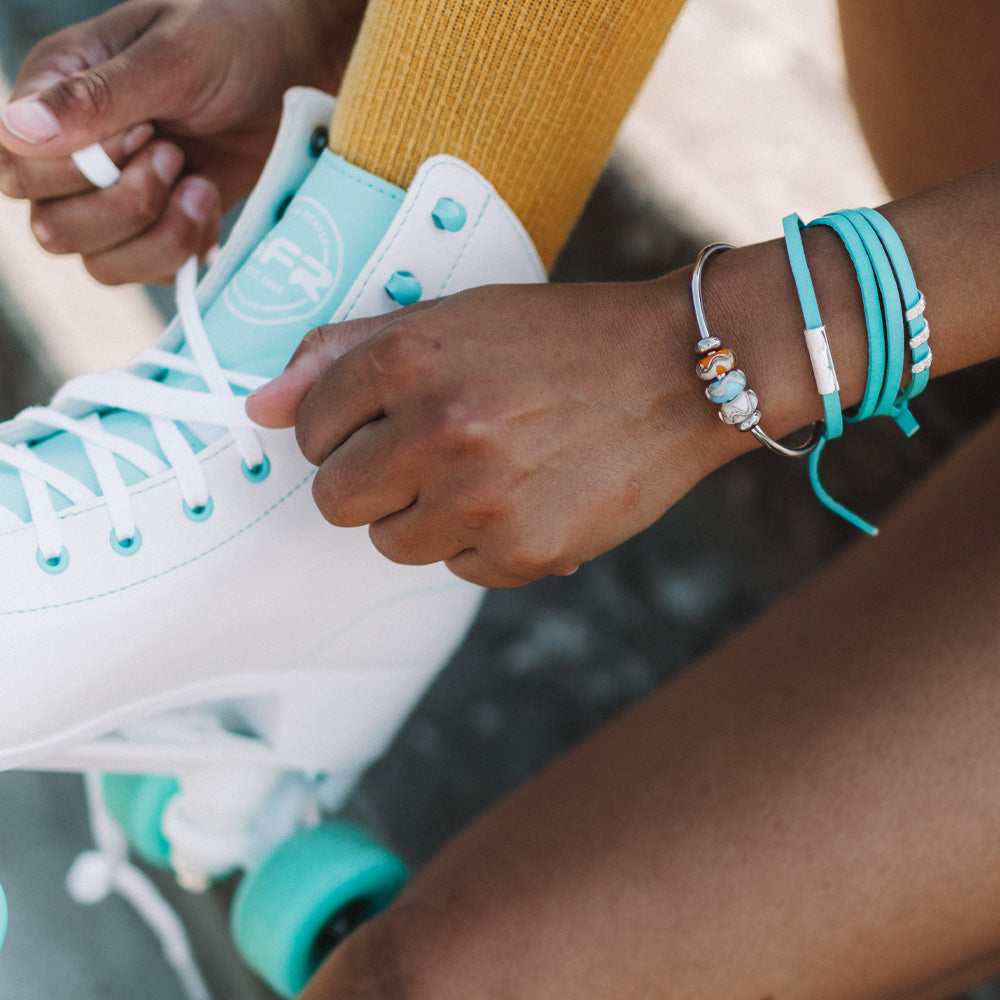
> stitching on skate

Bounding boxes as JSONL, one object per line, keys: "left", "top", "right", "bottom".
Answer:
{"left": 1, "top": 470, "right": 316, "bottom": 616}
{"left": 0, "top": 436, "right": 239, "bottom": 536}
{"left": 340, "top": 160, "right": 486, "bottom": 319}
{"left": 324, "top": 155, "right": 403, "bottom": 200}
{"left": 436, "top": 194, "right": 491, "bottom": 296}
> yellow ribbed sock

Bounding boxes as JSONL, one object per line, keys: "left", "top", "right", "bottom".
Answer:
{"left": 329, "top": 0, "right": 685, "bottom": 268}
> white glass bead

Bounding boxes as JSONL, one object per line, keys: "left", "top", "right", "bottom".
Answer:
{"left": 719, "top": 388, "right": 759, "bottom": 425}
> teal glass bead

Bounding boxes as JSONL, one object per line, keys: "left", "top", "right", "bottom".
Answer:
{"left": 431, "top": 197, "right": 467, "bottom": 232}
{"left": 384, "top": 271, "right": 422, "bottom": 305}
{"left": 705, "top": 369, "right": 747, "bottom": 404}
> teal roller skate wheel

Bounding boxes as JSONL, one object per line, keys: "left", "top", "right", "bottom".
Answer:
{"left": 100, "top": 774, "right": 180, "bottom": 868}
{"left": 231, "top": 821, "right": 408, "bottom": 998}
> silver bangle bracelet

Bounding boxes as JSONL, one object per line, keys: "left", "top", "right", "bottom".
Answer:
{"left": 691, "top": 243, "right": 822, "bottom": 458}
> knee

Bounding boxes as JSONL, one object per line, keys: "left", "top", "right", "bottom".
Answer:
{"left": 300, "top": 904, "right": 440, "bottom": 1000}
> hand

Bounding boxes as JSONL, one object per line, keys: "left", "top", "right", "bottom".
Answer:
{"left": 248, "top": 278, "right": 738, "bottom": 587}
{"left": 0, "top": 0, "right": 365, "bottom": 284}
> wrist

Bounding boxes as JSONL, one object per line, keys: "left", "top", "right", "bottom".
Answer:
{"left": 692, "top": 230, "right": 869, "bottom": 446}
{"left": 258, "top": 0, "right": 367, "bottom": 95}
{"left": 637, "top": 270, "right": 753, "bottom": 482}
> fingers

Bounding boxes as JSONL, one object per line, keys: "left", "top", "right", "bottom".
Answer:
{"left": 0, "top": 5, "right": 198, "bottom": 157}
{"left": 0, "top": 121, "right": 153, "bottom": 201}
{"left": 13, "top": 131, "right": 221, "bottom": 284}
{"left": 81, "top": 176, "right": 220, "bottom": 285}
{"left": 311, "top": 421, "right": 420, "bottom": 529}
{"left": 246, "top": 306, "right": 434, "bottom": 429}
{"left": 443, "top": 549, "right": 539, "bottom": 589}
{"left": 30, "top": 140, "right": 183, "bottom": 253}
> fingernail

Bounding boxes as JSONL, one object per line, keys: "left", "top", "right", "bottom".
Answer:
{"left": 151, "top": 144, "right": 183, "bottom": 185}
{"left": 177, "top": 178, "right": 214, "bottom": 223}
{"left": 31, "top": 219, "right": 52, "bottom": 248}
{"left": 1, "top": 98, "right": 59, "bottom": 144}
{"left": 122, "top": 122, "right": 155, "bottom": 157}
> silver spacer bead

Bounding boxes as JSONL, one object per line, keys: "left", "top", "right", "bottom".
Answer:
{"left": 695, "top": 336, "right": 722, "bottom": 355}
{"left": 911, "top": 348, "right": 933, "bottom": 375}
{"left": 909, "top": 320, "right": 929, "bottom": 349}
{"left": 737, "top": 410, "right": 763, "bottom": 432}
{"left": 905, "top": 292, "right": 926, "bottom": 322}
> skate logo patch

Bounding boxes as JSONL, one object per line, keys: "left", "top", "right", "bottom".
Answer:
{"left": 224, "top": 197, "right": 344, "bottom": 326}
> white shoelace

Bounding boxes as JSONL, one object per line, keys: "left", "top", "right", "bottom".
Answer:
{"left": 68, "top": 773, "right": 213, "bottom": 1000}
{"left": 2, "top": 257, "right": 268, "bottom": 562}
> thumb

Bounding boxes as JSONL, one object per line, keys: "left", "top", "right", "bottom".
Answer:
{"left": 0, "top": 13, "right": 198, "bottom": 154}
{"left": 246, "top": 313, "right": 400, "bottom": 429}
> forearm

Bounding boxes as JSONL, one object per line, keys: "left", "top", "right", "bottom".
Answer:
{"left": 272, "top": 0, "right": 369, "bottom": 95}
{"left": 304, "top": 407, "right": 1000, "bottom": 1000}
{"left": 838, "top": 0, "right": 1000, "bottom": 198}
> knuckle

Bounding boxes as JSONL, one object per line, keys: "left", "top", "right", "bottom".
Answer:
{"left": 31, "top": 219, "right": 66, "bottom": 255}
{"left": 503, "top": 538, "right": 564, "bottom": 581}
{"left": 296, "top": 325, "right": 330, "bottom": 360}
{"left": 296, "top": 419, "right": 326, "bottom": 468}
{"left": 368, "top": 522, "right": 424, "bottom": 566}
{"left": 310, "top": 465, "right": 359, "bottom": 527}
{"left": 50, "top": 70, "right": 113, "bottom": 124}
{"left": 317, "top": 908, "right": 426, "bottom": 1000}
{"left": 0, "top": 157, "right": 28, "bottom": 200}
{"left": 365, "top": 326, "right": 432, "bottom": 383}
{"left": 453, "top": 479, "right": 505, "bottom": 527}
{"left": 426, "top": 404, "right": 479, "bottom": 454}
{"left": 82, "top": 255, "right": 127, "bottom": 287}
{"left": 120, "top": 175, "right": 165, "bottom": 229}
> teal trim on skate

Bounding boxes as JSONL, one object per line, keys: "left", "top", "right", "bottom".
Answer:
{"left": 0, "top": 150, "right": 403, "bottom": 523}
{"left": 0, "top": 881, "right": 7, "bottom": 951}
{"left": 100, "top": 773, "right": 180, "bottom": 869}
{"left": 211, "top": 150, "right": 403, "bottom": 375}
{"left": 231, "top": 822, "right": 408, "bottom": 998}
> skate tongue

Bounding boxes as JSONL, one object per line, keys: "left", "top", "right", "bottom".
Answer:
{"left": 0, "top": 151, "right": 403, "bottom": 522}
{"left": 204, "top": 150, "right": 404, "bottom": 377}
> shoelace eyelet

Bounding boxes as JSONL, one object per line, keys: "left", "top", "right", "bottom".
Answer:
{"left": 309, "top": 126, "right": 329, "bottom": 158}
{"left": 274, "top": 193, "right": 293, "bottom": 223}
{"left": 110, "top": 528, "right": 143, "bottom": 556}
{"left": 36, "top": 547, "right": 69, "bottom": 574}
{"left": 183, "top": 497, "right": 215, "bottom": 522}
{"left": 241, "top": 455, "right": 271, "bottom": 483}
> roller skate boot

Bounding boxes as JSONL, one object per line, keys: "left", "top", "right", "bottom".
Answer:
{"left": 0, "top": 87, "right": 544, "bottom": 997}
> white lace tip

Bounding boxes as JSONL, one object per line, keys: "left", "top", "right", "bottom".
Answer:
{"left": 71, "top": 144, "right": 121, "bottom": 189}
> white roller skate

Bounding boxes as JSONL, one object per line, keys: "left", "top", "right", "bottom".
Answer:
{"left": 0, "top": 87, "right": 544, "bottom": 997}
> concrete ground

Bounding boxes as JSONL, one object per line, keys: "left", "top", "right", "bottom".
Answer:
{"left": 0, "top": 2, "right": 998, "bottom": 999}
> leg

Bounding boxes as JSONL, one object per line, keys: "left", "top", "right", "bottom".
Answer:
{"left": 303, "top": 407, "right": 1000, "bottom": 1000}
{"left": 838, "top": 0, "right": 1000, "bottom": 197}
{"left": 328, "top": 0, "right": 686, "bottom": 267}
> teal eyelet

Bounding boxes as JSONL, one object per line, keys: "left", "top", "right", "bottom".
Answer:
{"left": 242, "top": 455, "right": 271, "bottom": 483}
{"left": 274, "top": 193, "right": 294, "bottom": 223}
{"left": 384, "top": 271, "right": 422, "bottom": 306}
{"left": 431, "top": 197, "right": 467, "bottom": 232}
{"left": 36, "top": 547, "right": 69, "bottom": 574}
{"left": 183, "top": 497, "right": 214, "bottom": 522}
{"left": 110, "top": 528, "right": 142, "bottom": 556}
